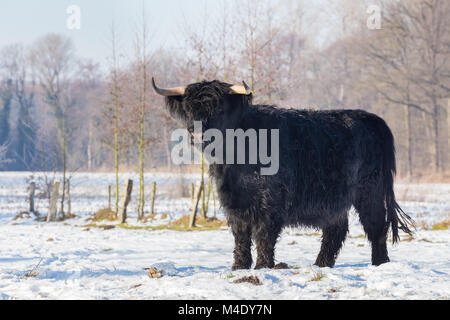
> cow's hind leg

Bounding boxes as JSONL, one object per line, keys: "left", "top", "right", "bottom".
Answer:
{"left": 314, "top": 216, "right": 348, "bottom": 268}
{"left": 354, "top": 188, "right": 390, "bottom": 266}
{"left": 253, "top": 220, "right": 282, "bottom": 269}
{"left": 229, "top": 217, "right": 253, "bottom": 270}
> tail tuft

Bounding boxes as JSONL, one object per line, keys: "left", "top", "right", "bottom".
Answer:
{"left": 379, "top": 117, "right": 415, "bottom": 243}
{"left": 359, "top": 111, "right": 415, "bottom": 243}
{"left": 370, "top": 112, "right": 414, "bottom": 243}
{"left": 385, "top": 187, "right": 414, "bottom": 243}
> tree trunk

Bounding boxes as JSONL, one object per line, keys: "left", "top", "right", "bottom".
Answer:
{"left": 406, "top": 105, "right": 413, "bottom": 178}
{"left": 47, "top": 181, "right": 60, "bottom": 222}
{"left": 200, "top": 154, "right": 206, "bottom": 218}
{"left": 437, "top": 99, "right": 449, "bottom": 173}
{"left": 59, "top": 116, "right": 66, "bottom": 220}
{"left": 118, "top": 179, "right": 133, "bottom": 224}
{"left": 138, "top": 117, "right": 145, "bottom": 219}
{"left": 189, "top": 182, "right": 204, "bottom": 228}
{"left": 29, "top": 182, "right": 36, "bottom": 216}
{"left": 150, "top": 181, "right": 156, "bottom": 215}
{"left": 190, "top": 183, "right": 195, "bottom": 210}
{"left": 108, "top": 185, "right": 112, "bottom": 209}
{"left": 66, "top": 179, "right": 71, "bottom": 216}
{"left": 114, "top": 126, "right": 119, "bottom": 218}
{"left": 433, "top": 101, "right": 440, "bottom": 172}
{"left": 87, "top": 119, "right": 92, "bottom": 170}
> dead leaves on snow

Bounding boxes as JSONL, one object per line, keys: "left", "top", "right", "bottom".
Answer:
{"left": 145, "top": 267, "right": 163, "bottom": 278}
{"left": 233, "top": 275, "right": 262, "bottom": 286}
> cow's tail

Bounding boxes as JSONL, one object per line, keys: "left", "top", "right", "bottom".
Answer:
{"left": 379, "top": 119, "right": 414, "bottom": 243}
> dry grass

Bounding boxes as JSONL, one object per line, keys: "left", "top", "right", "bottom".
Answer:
{"left": 140, "top": 213, "right": 157, "bottom": 222}
{"left": 310, "top": 270, "right": 324, "bottom": 282}
{"left": 401, "top": 234, "right": 415, "bottom": 242}
{"left": 396, "top": 171, "right": 450, "bottom": 183}
{"left": 168, "top": 215, "right": 227, "bottom": 231}
{"left": 88, "top": 208, "right": 117, "bottom": 222}
{"left": 83, "top": 223, "right": 116, "bottom": 230}
{"left": 140, "top": 213, "right": 169, "bottom": 223}
{"left": 348, "top": 234, "right": 366, "bottom": 239}
{"left": 294, "top": 232, "right": 321, "bottom": 237}
{"left": 145, "top": 267, "right": 163, "bottom": 278}
{"left": 82, "top": 215, "right": 227, "bottom": 232}
{"left": 57, "top": 213, "right": 76, "bottom": 221}
{"left": 23, "top": 259, "right": 43, "bottom": 278}
{"left": 431, "top": 220, "right": 450, "bottom": 231}
{"left": 416, "top": 220, "right": 429, "bottom": 230}
{"left": 13, "top": 211, "right": 32, "bottom": 220}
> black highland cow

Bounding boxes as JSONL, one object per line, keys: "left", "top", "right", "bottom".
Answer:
{"left": 153, "top": 78, "right": 413, "bottom": 269}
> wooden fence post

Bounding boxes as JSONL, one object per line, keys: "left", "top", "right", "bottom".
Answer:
{"left": 190, "top": 183, "right": 195, "bottom": 208}
{"left": 47, "top": 181, "right": 60, "bottom": 222}
{"left": 108, "top": 185, "right": 112, "bottom": 209}
{"left": 118, "top": 179, "right": 133, "bottom": 224}
{"left": 29, "top": 182, "right": 36, "bottom": 216}
{"left": 150, "top": 181, "right": 156, "bottom": 215}
{"left": 66, "top": 179, "right": 71, "bottom": 216}
{"left": 189, "top": 182, "right": 204, "bottom": 228}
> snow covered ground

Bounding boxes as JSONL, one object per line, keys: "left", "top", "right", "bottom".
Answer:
{"left": 0, "top": 172, "right": 449, "bottom": 300}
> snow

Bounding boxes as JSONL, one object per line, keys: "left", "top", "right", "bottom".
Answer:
{"left": 0, "top": 172, "right": 449, "bottom": 300}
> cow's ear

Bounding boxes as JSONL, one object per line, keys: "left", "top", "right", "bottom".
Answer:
{"left": 242, "top": 92, "right": 253, "bottom": 106}
{"left": 229, "top": 81, "right": 252, "bottom": 96}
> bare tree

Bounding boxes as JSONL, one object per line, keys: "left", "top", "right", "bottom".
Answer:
{"left": 30, "top": 34, "right": 75, "bottom": 219}
{"left": 360, "top": 0, "right": 450, "bottom": 176}
{"left": 102, "top": 23, "right": 129, "bottom": 217}
{"left": 0, "top": 142, "right": 11, "bottom": 168}
{"left": 130, "top": 3, "right": 154, "bottom": 219}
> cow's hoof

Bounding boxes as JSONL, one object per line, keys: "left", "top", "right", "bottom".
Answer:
{"left": 254, "top": 262, "right": 274, "bottom": 270}
{"left": 273, "top": 262, "right": 289, "bottom": 269}
{"left": 314, "top": 258, "right": 335, "bottom": 268}
{"left": 372, "top": 256, "right": 390, "bottom": 266}
{"left": 232, "top": 264, "right": 251, "bottom": 270}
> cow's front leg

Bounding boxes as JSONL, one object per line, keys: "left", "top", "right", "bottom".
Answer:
{"left": 230, "top": 218, "right": 252, "bottom": 270}
{"left": 314, "top": 216, "right": 348, "bottom": 268}
{"left": 253, "top": 221, "right": 282, "bottom": 269}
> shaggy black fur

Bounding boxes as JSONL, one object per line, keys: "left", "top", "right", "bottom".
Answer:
{"left": 163, "top": 80, "right": 413, "bottom": 269}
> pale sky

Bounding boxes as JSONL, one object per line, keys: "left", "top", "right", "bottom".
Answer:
{"left": 0, "top": 0, "right": 213, "bottom": 63}
{"left": 0, "top": 0, "right": 350, "bottom": 67}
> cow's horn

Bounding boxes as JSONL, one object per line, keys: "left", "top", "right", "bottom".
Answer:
{"left": 152, "top": 77, "right": 186, "bottom": 96}
{"left": 230, "top": 81, "right": 251, "bottom": 95}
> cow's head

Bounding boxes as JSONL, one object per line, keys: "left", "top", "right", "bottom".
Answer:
{"left": 152, "top": 78, "right": 252, "bottom": 130}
